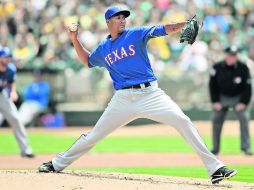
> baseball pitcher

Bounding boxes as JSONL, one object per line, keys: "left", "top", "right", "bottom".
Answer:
{"left": 39, "top": 6, "right": 236, "bottom": 184}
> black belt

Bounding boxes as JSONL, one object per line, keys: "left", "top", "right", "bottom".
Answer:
{"left": 122, "top": 82, "right": 151, "bottom": 89}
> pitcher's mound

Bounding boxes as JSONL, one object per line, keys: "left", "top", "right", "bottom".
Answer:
{"left": 0, "top": 170, "right": 252, "bottom": 190}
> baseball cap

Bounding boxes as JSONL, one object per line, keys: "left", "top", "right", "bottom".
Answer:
{"left": 0, "top": 49, "right": 9, "bottom": 58}
{"left": 105, "top": 6, "right": 130, "bottom": 20}
{"left": 224, "top": 45, "right": 238, "bottom": 55}
{"left": 3, "top": 47, "right": 12, "bottom": 57}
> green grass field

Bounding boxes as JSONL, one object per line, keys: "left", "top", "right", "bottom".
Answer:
{"left": 0, "top": 131, "right": 253, "bottom": 183}
{"left": 0, "top": 132, "right": 253, "bottom": 154}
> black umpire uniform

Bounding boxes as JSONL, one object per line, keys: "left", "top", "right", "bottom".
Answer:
{"left": 209, "top": 46, "right": 252, "bottom": 155}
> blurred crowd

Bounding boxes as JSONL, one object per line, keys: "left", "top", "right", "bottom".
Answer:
{"left": 0, "top": 0, "right": 253, "bottom": 72}
{"left": 1, "top": 0, "right": 254, "bottom": 107}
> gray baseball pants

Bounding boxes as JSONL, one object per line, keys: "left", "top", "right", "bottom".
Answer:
{"left": 52, "top": 81, "right": 224, "bottom": 176}
{"left": 0, "top": 91, "right": 32, "bottom": 155}
{"left": 212, "top": 95, "right": 251, "bottom": 153}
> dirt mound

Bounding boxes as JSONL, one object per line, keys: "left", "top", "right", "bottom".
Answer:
{"left": 0, "top": 170, "right": 253, "bottom": 190}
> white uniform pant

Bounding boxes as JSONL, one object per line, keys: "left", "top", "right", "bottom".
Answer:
{"left": 0, "top": 92, "right": 32, "bottom": 155}
{"left": 52, "top": 82, "right": 223, "bottom": 176}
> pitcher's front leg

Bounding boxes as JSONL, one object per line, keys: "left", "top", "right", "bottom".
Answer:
{"left": 52, "top": 92, "right": 135, "bottom": 171}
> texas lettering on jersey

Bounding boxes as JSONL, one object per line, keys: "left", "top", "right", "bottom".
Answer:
{"left": 104, "top": 44, "right": 135, "bottom": 66}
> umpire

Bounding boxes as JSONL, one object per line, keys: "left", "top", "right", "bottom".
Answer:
{"left": 209, "top": 45, "right": 252, "bottom": 156}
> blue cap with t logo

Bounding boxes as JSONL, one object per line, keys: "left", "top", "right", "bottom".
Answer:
{"left": 105, "top": 6, "right": 130, "bottom": 20}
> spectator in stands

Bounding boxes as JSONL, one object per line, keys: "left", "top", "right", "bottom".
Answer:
{"left": 18, "top": 69, "right": 50, "bottom": 126}
{"left": 178, "top": 41, "right": 209, "bottom": 72}
{"left": 0, "top": 1, "right": 253, "bottom": 74}
{"left": 209, "top": 45, "right": 252, "bottom": 156}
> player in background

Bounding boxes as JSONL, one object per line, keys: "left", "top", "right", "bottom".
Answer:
{"left": 0, "top": 48, "right": 35, "bottom": 158}
{"left": 18, "top": 69, "right": 50, "bottom": 126}
{"left": 39, "top": 6, "right": 237, "bottom": 184}
{"left": 0, "top": 47, "right": 17, "bottom": 126}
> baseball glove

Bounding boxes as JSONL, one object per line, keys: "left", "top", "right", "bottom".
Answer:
{"left": 180, "top": 15, "right": 202, "bottom": 45}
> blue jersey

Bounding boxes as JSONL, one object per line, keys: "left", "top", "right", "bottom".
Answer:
{"left": 88, "top": 25, "right": 167, "bottom": 90}
{"left": 24, "top": 81, "right": 50, "bottom": 108}
{"left": 0, "top": 64, "right": 16, "bottom": 93}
